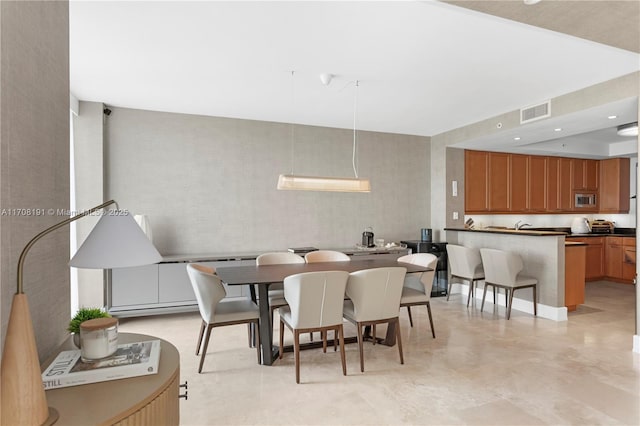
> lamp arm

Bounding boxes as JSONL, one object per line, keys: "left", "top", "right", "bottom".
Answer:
{"left": 16, "top": 199, "right": 118, "bottom": 294}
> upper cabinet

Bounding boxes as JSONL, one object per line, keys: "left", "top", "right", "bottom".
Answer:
{"left": 464, "top": 150, "right": 630, "bottom": 214}
{"left": 572, "top": 159, "right": 599, "bottom": 191}
{"left": 599, "top": 158, "right": 630, "bottom": 213}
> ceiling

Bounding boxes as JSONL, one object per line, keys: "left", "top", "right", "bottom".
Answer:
{"left": 69, "top": 1, "right": 640, "bottom": 157}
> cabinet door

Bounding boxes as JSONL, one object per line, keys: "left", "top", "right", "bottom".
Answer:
{"left": 111, "top": 265, "right": 159, "bottom": 307}
{"left": 158, "top": 263, "right": 197, "bottom": 303}
{"left": 585, "top": 160, "right": 599, "bottom": 190}
{"left": 559, "top": 158, "right": 573, "bottom": 211}
{"left": 464, "top": 150, "right": 489, "bottom": 212}
{"left": 529, "top": 156, "right": 547, "bottom": 212}
{"left": 572, "top": 159, "right": 585, "bottom": 191}
{"left": 599, "top": 158, "right": 630, "bottom": 213}
{"left": 510, "top": 154, "right": 528, "bottom": 212}
{"left": 488, "top": 152, "right": 509, "bottom": 211}
{"left": 605, "top": 237, "right": 623, "bottom": 279}
{"left": 623, "top": 238, "right": 636, "bottom": 282}
{"left": 547, "top": 157, "right": 560, "bottom": 211}
{"left": 585, "top": 238, "right": 604, "bottom": 280}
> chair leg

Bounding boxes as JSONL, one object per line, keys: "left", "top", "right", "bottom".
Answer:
{"left": 466, "top": 280, "right": 473, "bottom": 307}
{"left": 507, "top": 288, "right": 515, "bottom": 320}
{"left": 255, "top": 321, "right": 261, "bottom": 364}
{"left": 334, "top": 328, "right": 338, "bottom": 352}
{"left": 309, "top": 332, "right": 314, "bottom": 342}
{"left": 338, "top": 325, "right": 347, "bottom": 376}
{"left": 294, "top": 330, "right": 301, "bottom": 384}
{"left": 533, "top": 285, "right": 537, "bottom": 316}
{"left": 406, "top": 306, "right": 414, "bottom": 327}
{"left": 481, "top": 284, "right": 489, "bottom": 312}
{"left": 196, "top": 320, "right": 206, "bottom": 355}
{"left": 322, "top": 330, "right": 327, "bottom": 353}
{"left": 446, "top": 280, "right": 453, "bottom": 301}
{"left": 247, "top": 323, "right": 252, "bottom": 347}
{"left": 357, "top": 323, "right": 365, "bottom": 373}
{"left": 198, "top": 324, "right": 213, "bottom": 373}
{"left": 426, "top": 302, "right": 435, "bottom": 338}
{"left": 395, "top": 318, "right": 404, "bottom": 365}
{"left": 279, "top": 318, "right": 285, "bottom": 360}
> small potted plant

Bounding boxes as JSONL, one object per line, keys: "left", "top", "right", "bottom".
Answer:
{"left": 68, "top": 307, "right": 111, "bottom": 347}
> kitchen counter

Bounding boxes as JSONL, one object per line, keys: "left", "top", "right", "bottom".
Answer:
{"left": 444, "top": 227, "right": 636, "bottom": 237}
{"left": 444, "top": 227, "right": 566, "bottom": 236}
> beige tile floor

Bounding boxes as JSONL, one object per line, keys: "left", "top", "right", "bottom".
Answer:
{"left": 119, "top": 281, "right": 640, "bottom": 425}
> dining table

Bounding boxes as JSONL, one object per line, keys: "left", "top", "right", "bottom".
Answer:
{"left": 215, "top": 258, "right": 432, "bottom": 365}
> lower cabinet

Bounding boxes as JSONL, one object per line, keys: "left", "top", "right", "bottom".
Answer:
{"left": 565, "top": 244, "right": 586, "bottom": 311}
{"left": 566, "top": 236, "right": 635, "bottom": 284}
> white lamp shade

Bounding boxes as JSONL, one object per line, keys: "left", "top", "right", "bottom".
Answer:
{"left": 69, "top": 211, "right": 162, "bottom": 269}
{"left": 277, "top": 174, "right": 371, "bottom": 192}
{"left": 134, "top": 214, "right": 153, "bottom": 243}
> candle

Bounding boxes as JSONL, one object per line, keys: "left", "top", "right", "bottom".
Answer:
{"left": 80, "top": 317, "right": 118, "bottom": 362}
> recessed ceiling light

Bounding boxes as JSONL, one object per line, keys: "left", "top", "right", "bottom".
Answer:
{"left": 523, "top": 0, "right": 541, "bottom": 4}
{"left": 554, "top": 128, "right": 562, "bottom": 132}
{"left": 608, "top": 115, "right": 617, "bottom": 119}
{"left": 514, "top": 137, "right": 521, "bottom": 141}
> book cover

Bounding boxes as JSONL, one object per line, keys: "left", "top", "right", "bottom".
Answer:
{"left": 42, "top": 339, "right": 161, "bottom": 390}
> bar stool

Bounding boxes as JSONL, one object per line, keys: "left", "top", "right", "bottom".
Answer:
{"left": 479, "top": 248, "right": 537, "bottom": 320}
{"left": 446, "top": 244, "right": 485, "bottom": 306}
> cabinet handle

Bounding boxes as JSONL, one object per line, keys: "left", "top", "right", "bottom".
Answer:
{"left": 179, "top": 381, "right": 188, "bottom": 400}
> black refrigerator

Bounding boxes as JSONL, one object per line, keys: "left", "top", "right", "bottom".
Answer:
{"left": 401, "top": 240, "right": 448, "bottom": 297}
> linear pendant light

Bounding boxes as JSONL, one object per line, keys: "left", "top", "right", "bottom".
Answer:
{"left": 276, "top": 75, "right": 371, "bottom": 193}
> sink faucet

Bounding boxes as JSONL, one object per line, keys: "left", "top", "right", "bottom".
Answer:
{"left": 515, "top": 220, "right": 532, "bottom": 230}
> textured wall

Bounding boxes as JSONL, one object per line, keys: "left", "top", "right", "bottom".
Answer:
{"left": 0, "top": 1, "right": 70, "bottom": 360}
{"left": 103, "top": 107, "right": 430, "bottom": 255}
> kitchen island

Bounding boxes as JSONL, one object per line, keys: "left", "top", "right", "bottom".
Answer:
{"left": 445, "top": 227, "right": 570, "bottom": 321}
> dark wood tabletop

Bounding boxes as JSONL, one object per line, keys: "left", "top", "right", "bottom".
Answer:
{"left": 215, "top": 258, "right": 431, "bottom": 285}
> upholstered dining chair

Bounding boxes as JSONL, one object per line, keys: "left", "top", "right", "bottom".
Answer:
{"left": 397, "top": 253, "right": 438, "bottom": 338}
{"left": 304, "top": 250, "right": 351, "bottom": 263}
{"left": 343, "top": 267, "right": 407, "bottom": 372}
{"left": 446, "top": 244, "right": 485, "bottom": 306}
{"left": 479, "top": 248, "right": 538, "bottom": 320}
{"left": 278, "top": 271, "right": 349, "bottom": 384}
{"left": 255, "top": 252, "right": 306, "bottom": 340}
{"left": 186, "top": 264, "right": 260, "bottom": 373}
{"left": 304, "top": 250, "right": 350, "bottom": 349}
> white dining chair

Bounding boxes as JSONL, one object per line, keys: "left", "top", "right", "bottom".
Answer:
{"left": 186, "top": 264, "right": 260, "bottom": 373}
{"left": 343, "top": 267, "right": 407, "bottom": 372}
{"left": 479, "top": 248, "right": 538, "bottom": 320}
{"left": 304, "top": 250, "right": 350, "bottom": 349}
{"left": 256, "top": 252, "right": 306, "bottom": 340}
{"left": 278, "top": 271, "right": 349, "bottom": 384}
{"left": 397, "top": 253, "right": 438, "bottom": 338}
{"left": 446, "top": 244, "right": 485, "bottom": 306}
{"left": 304, "top": 250, "right": 351, "bottom": 263}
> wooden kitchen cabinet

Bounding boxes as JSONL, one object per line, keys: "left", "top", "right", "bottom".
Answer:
{"left": 572, "top": 159, "right": 598, "bottom": 191}
{"left": 510, "top": 154, "right": 528, "bottom": 211}
{"left": 622, "top": 238, "right": 636, "bottom": 283}
{"left": 528, "top": 156, "right": 547, "bottom": 212}
{"left": 488, "top": 152, "right": 510, "bottom": 211}
{"left": 566, "top": 237, "right": 604, "bottom": 281}
{"left": 599, "top": 158, "right": 630, "bottom": 213}
{"left": 605, "top": 237, "right": 624, "bottom": 280}
{"left": 465, "top": 150, "right": 489, "bottom": 212}
{"left": 565, "top": 244, "right": 586, "bottom": 311}
{"left": 558, "top": 157, "right": 573, "bottom": 211}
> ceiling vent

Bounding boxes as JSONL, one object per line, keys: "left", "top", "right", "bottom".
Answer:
{"left": 520, "top": 100, "right": 551, "bottom": 124}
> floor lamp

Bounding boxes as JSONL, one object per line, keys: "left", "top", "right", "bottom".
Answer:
{"left": 0, "top": 200, "right": 162, "bottom": 425}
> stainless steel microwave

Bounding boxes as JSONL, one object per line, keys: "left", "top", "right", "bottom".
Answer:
{"left": 575, "top": 193, "right": 597, "bottom": 208}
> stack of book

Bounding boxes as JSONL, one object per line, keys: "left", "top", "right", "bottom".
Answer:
{"left": 42, "top": 340, "right": 161, "bottom": 390}
{"left": 287, "top": 247, "right": 318, "bottom": 254}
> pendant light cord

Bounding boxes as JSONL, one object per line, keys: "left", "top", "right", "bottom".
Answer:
{"left": 290, "top": 70, "right": 295, "bottom": 175}
{"left": 352, "top": 80, "right": 359, "bottom": 178}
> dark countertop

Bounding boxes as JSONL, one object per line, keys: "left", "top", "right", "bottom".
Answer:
{"left": 445, "top": 227, "right": 636, "bottom": 238}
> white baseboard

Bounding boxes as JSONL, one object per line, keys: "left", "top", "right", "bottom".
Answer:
{"left": 634, "top": 335, "right": 640, "bottom": 354}
{"left": 450, "top": 286, "right": 567, "bottom": 322}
